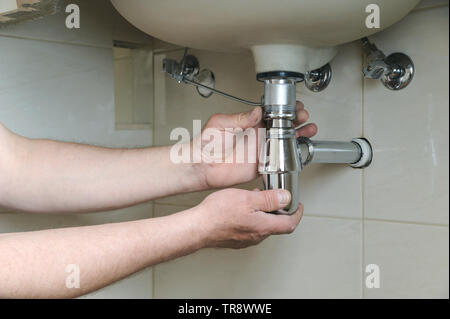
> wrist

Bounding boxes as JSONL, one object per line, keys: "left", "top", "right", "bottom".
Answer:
{"left": 185, "top": 141, "right": 209, "bottom": 191}
{"left": 189, "top": 161, "right": 209, "bottom": 192}
{"left": 162, "top": 144, "right": 208, "bottom": 192}
{"left": 184, "top": 204, "right": 212, "bottom": 249}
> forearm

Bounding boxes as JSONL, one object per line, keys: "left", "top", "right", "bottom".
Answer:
{"left": 2, "top": 130, "right": 206, "bottom": 213}
{"left": 0, "top": 208, "right": 205, "bottom": 298}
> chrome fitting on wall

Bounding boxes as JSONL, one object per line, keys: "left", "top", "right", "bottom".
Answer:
{"left": 163, "top": 49, "right": 262, "bottom": 105}
{"left": 361, "top": 37, "right": 414, "bottom": 90}
{"left": 305, "top": 63, "right": 332, "bottom": 92}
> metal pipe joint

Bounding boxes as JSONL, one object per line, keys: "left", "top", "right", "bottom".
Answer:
{"left": 258, "top": 77, "right": 373, "bottom": 215}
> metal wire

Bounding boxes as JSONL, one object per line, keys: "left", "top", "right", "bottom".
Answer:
{"left": 183, "top": 78, "right": 262, "bottom": 106}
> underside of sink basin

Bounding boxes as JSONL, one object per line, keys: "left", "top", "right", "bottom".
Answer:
{"left": 112, "top": 0, "right": 420, "bottom": 74}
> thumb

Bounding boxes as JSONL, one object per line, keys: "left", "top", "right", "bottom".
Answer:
{"left": 250, "top": 189, "right": 291, "bottom": 213}
{"left": 209, "top": 107, "right": 262, "bottom": 130}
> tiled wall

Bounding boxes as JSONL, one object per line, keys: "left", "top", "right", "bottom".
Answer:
{"left": 151, "top": 4, "right": 449, "bottom": 298}
{"left": 0, "top": 0, "right": 447, "bottom": 299}
{"left": 362, "top": 4, "right": 449, "bottom": 298}
{"left": 0, "top": 0, "right": 154, "bottom": 298}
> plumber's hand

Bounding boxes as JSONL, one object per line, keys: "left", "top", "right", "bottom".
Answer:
{"left": 192, "top": 188, "right": 303, "bottom": 249}
{"left": 197, "top": 101, "right": 317, "bottom": 189}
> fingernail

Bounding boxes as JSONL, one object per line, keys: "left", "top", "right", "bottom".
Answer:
{"left": 277, "top": 190, "right": 291, "bottom": 206}
{"left": 247, "top": 107, "right": 259, "bottom": 123}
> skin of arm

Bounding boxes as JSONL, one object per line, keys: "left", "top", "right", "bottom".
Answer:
{"left": 0, "top": 102, "right": 315, "bottom": 298}
{"left": 0, "top": 102, "right": 316, "bottom": 214}
{"left": 0, "top": 188, "right": 302, "bottom": 298}
{"left": 0, "top": 123, "right": 206, "bottom": 213}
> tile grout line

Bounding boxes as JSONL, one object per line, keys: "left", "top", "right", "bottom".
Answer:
{"left": 153, "top": 201, "right": 194, "bottom": 209}
{"left": 151, "top": 49, "right": 157, "bottom": 300}
{"left": 302, "top": 213, "right": 362, "bottom": 222}
{"left": 361, "top": 47, "right": 366, "bottom": 299}
{"left": 153, "top": 48, "right": 185, "bottom": 56}
{"left": 361, "top": 170, "right": 366, "bottom": 299}
{"left": 364, "top": 218, "right": 449, "bottom": 228}
{"left": 153, "top": 201, "right": 449, "bottom": 227}
{"left": 412, "top": 3, "right": 449, "bottom": 13}
{"left": 151, "top": 201, "right": 156, "bottom": 299}
{"left": 0, "top": 33, "right": 112, "bottom": 49}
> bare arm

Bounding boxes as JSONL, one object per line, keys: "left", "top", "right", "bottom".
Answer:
{"left": 0, "top": 122, "right": 205, "bottom": 213}
{"left": 0, "top": 208, "right": 201, "bottom": 298}
{"left": 0, "top": 103, "right": 316, "bottom": 214}
{"left": 0, "top": 188, "right": 302, "bottom": 298}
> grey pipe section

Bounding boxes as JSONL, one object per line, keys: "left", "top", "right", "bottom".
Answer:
{"left": 297, "top": 138, "right": 361, "bottom": 165}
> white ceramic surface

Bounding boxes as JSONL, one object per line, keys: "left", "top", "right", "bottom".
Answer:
{"left": 111, "top": 0, "right": 420, "bottom": 73}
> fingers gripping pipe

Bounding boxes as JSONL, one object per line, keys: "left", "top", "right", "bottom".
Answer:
{"left": 258, "top": 76, "right": 373, "bottom": 214}
{"left": 161, "top": 53, "right": 373, "bottom": 215}
{"left": 258, "top": 78, "right": 301, "bottom": 214}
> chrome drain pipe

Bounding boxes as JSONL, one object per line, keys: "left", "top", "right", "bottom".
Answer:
{"left": 258, "top": 77, "right": 301, "bottom": 215}
{"left": 162, "top": 53, "right": 374, "bottom": 215}
{"left": 297, "top": 137, "right": 373, "bottom": 168}
{"left": 258, "top": 74, "right": 373, "bottom": 215}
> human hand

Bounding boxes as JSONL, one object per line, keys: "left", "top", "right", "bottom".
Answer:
{"left": 196, "top": 101, "right": 317, "bottom": 189}
{"left": 191, "top": 188, "right": 303, "bottom": 249}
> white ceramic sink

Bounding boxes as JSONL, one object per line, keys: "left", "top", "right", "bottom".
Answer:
{"left": 111, "top": 0, "right": 420, "bottom": 74}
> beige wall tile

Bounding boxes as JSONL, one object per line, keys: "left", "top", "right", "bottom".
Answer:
{"left": 114, "top": 52, "right": 135, "bottom": 124}
{"left": 364, "top": 7, "right": 449, "bottom": 224}
{"left": 153, "top": 49, "right": 263, "bottom": 206}
{"left": 0, "top": 202, "right": 154, "bottom": 298}
{"left": 154, "top": 49, "right": 262, "bottom": 147}
{"left": 152, "top": 38, "right": 182, "bottom": 53}
{"left": 364, "top": 220, "right": 449, "bottom": 298}
{"left": 0, "top": 0, "right": 156, "bottom": 298}
{"left": 294, "top": 42, "right": 364, "bottom": 219}
{"left": 114, "top": 46, "right": 154, "bottom": 129}
{"left": 415, "top": 0, "right": 449, "bottom": 10}
{"left": 0, "top": 202, "right": 153, "bottom": 233}
{"left": 0, "top": 0, "right": 17, "bottom": 13}
{"left": 80, "top": 268, "right": 152, "bottom": 299}
{"left": 0, "top": 36, "right": 152, "bottom": 148}
{"left": 296, "top": 42, "right": 363, "bottom": 141}
{"left": 0, "top": 0, "right": 153, "bottom": 48}
{"left": 154, "top": 204, "right": 362, "bottom": 298}
{"left": 0, "top": 0, "right": 114, "bottom": 48}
